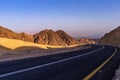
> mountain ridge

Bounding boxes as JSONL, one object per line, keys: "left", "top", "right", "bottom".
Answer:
{"left": 0, "top": 26, "right": 95, "bottom": 46}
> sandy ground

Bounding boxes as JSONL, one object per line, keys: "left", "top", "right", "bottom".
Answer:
{"left": 0, "top": 38, "right": 67, "bottom": 49}
{"left": 0, "top": 37, "right": 88, "bottom": 62}
{"left": 0, "top": 45, "right": 89, "bottom": 62}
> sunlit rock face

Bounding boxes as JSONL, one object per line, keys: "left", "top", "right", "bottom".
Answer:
{"left": 0, "top": 26, "right": 18, "bottom": 39}
{"left": 99, "top": 26, "right": 120, "bottom": 47}
{"left": 34, "top": 29, "right": 67, "bottom": 46}
{"left": 56, "top": 30, "right": 79, "bottom": 46}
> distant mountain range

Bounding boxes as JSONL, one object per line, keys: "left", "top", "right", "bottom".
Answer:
{"left": 0, "top": 26, "right": 95, "bottom": 46}
{"left": 100, "top": 26, "right": 120, "bottom": 47}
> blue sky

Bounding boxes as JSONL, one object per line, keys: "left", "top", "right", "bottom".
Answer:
{"left": 0, "top": 0, "right": 120, "bottom": 38}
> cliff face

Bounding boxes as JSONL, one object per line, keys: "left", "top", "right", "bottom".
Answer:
{"left": 34, "top": 29, "right": 67, "bottom": 46}
{"left": 0, "top": 26, "right": 34, "bottom": 42}
{"left": 56, "top": 30, "right": 79, "bottom": 46}
{"left": 100, "top": 26, "right": 120, "bottom": 47}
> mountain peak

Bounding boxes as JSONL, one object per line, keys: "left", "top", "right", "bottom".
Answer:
{"left": 41, "top": 29, "right": 54, "bottom": 32}
{"left": 56, "top": 30, "right": 79, "bottom": 45}
{"left": 34, "top": 29, "right": 68, "bottom": 46}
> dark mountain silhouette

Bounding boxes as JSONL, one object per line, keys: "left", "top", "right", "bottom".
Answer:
{"left": 56, "top": 30, "right": 79, "bottom": 46}
{"left": 100, "top": 26, "right": 120, "bottom": 47}
{"left": 0, "top": 26, "right": 34, "bottom": 42}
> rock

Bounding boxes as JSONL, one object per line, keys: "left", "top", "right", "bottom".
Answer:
{"left": 0, "top": 26, "right": 34, "bottom": 42}
{"left": 34, "top": 29, "right": 67, "bottom": 46}
{"left": 18, "top": 32, "right": 34, "bottom": 42}
{"left": 99, "top": 26, "right": 120, "bottom": 47}
{"left": 56, "top": 30, "right": 79, "bottom": 46}
{"left": 0, "top": 26, "right": 18, "bottom": 39}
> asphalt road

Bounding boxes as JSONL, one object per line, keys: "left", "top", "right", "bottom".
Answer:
{"left": 0, "top": 45, "right": 118, "bottom": 80}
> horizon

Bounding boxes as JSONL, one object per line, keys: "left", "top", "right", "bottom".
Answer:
{"left": 0, "top": 0, "right": 120, "bottom": 38}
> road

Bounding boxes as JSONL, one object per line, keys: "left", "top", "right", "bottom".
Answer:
{"left": 0, "top": 45, "right": 118, "bottom": 80}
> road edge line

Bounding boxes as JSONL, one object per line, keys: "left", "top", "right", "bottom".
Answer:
{"left": 83, "top": 48, "right": 117, "bottom": 80}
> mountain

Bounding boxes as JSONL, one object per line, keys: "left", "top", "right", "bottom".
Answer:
{"left": 34, "top": 29, "right": 67, "bottom": 46}
{"left": 0, "top": 26, "right": 95, "bottom": 46}
{"left": 56, "top": 30, "right": 79, "bottom": 46}
{"left": 99, "top": 26, "right": 120, "bottom": 47}
{"left": 18, "top": 32, "right": 34, "bottom": 42}
{"left": 0, "top": 26, "right": 34, "bottom": 42}
{"left": 0, "top": 26, "right": 18, "bottom": 39}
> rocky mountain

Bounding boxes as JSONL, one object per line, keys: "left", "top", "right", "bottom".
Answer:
{"left": 0, "top": 26, "right": 18, "bottom": 39}
{"left": 0, "top": 26, "right": 95, "bottom": 46}
{"left": 34, "top": 29, "right": 67, "bottom": 46}
{"left": 18, "top": 32, "right": 34, "bottom": 42}
{"left": 0, "top": 26, "right": 34, "bottom": 42}
{"left": 99, "top": 26, "right": 120, "bottom": 47}
{"left": 56, "top": 30, "right": 79, "bottom": 46}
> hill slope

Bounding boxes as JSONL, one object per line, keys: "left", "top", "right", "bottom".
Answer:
{"left": 0, "top": 38, "right": 66, "bottom": 50}
{"left": 0, "top": 26, "right": 34, "bottom": 42}
{"left": 100, "top": 26, "right": 120, "bottom": 47}
{"left": 34, "top": 29, "right": 68, "bottom": 46}
{"left": 0, "top": 26, "right": 95, "bottom": 46}
{"left": 56, "top": 30, "right": 79, "bottom": 46}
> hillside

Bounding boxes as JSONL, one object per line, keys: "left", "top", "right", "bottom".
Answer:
{"left": 0, "top": 26, "right": 80, "bottom": 46}
{"left": 56, "top": 30, "right": 79, "bottom": 46}
{"left": 34, "top": 29, "right": 67, "bottom": 46}
{"left": 99, "top": 26, "right": 120, "bottom": 47}
{"left": 0, "top": 26, "right": 95, "bottom": 47}
{"left": 0, "top": 38, "right": 65, "bottom": 50}
{"left": 0, "top": 26, "right": 34, "bottom": 42}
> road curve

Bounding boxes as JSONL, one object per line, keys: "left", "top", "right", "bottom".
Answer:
{"left": 0, "top": 45, "right": 118, "bottom": 80}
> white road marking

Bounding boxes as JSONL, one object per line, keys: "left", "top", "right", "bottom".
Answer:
{"left": 0, "top": 46, "right": 104, "bottom": 78}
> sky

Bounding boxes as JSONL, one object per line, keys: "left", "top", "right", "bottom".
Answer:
{"left": 0, "top": 0, "right": 120, "bottom": 38}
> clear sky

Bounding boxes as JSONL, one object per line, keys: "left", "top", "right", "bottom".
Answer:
{"left": 0, "top": 0, "right": 120, "bottom": 38}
